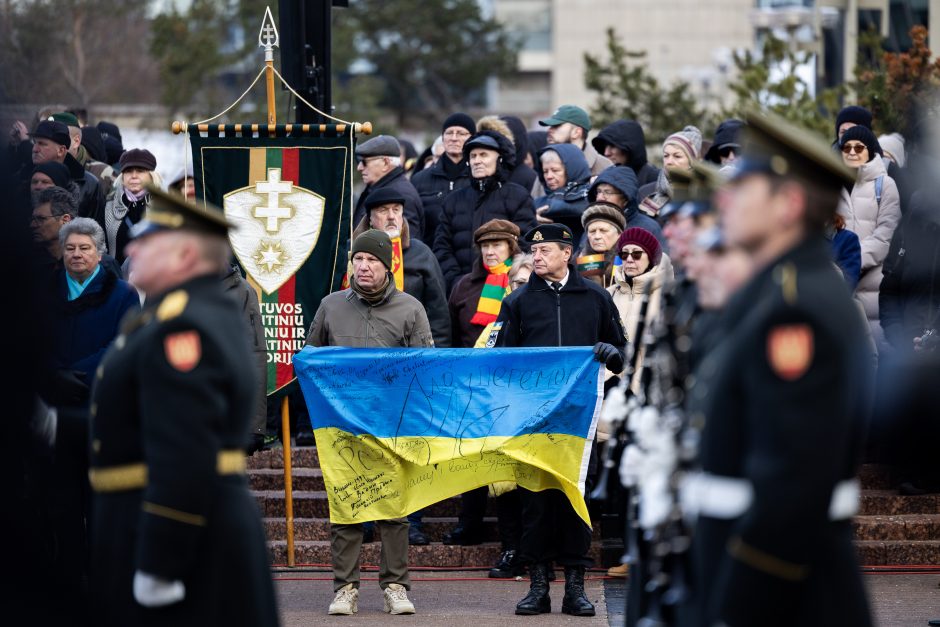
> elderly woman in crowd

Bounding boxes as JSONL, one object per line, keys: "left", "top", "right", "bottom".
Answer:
{"left": 52, "top": 217, "right": 139, "bottom": 402}
{"left": 576, "top": 203, "right": 625, "bottom": 288}
{"left": 638, "top": 125, "right": 702, "bottom": 217}
{"left": 606, "top": 227, "right": 674, "bottom": 391}
{"left": 837, "top": 125, "right": 901, "bottom": 347}
{"left": 102, "top": 148, "right": 161, "bottom": 264}
{"left": 534, "top": 144, "right": 592, "bottom": 242}
{"left": 444, "top": 218, "right": 529, "bottom": 578}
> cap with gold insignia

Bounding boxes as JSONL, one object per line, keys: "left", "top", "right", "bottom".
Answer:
{"left": 660, "top": 161, "right": 725, "bottom": 222}
{"left": 524, "top": 223, "right": 574, "bottom": 245}
{"left": 130, "top": 184, "right": 235, "bottom": 239}
{"left": 729, "top": 107, "right": 854, "bottom": 188}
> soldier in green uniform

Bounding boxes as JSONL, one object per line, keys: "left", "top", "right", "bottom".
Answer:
{"left": 87, "top": 187, "right": 280, "bottom": 627}
{"left": 681, "top": 110, "right": 874, "bottom": 627}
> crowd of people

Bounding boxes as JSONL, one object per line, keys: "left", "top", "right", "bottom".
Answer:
{"left": 10, "top": 96, "right": 940, "bottom": 624}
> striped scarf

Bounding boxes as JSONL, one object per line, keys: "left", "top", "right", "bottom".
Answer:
{"left": 469, "top": 258, "right": 513, "bottom": 326}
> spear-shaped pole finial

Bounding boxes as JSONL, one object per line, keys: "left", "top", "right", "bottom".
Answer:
{"left": 259, "top": 5, "right": 279, "bottom": 63}
{"left": 259, "top": 6, "right": 279, "bottom": 126}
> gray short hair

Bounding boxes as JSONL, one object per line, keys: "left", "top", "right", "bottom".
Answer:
{"left": 539, "top": 149, "right": 562, "bottom": 164}
{"left": 34, "top": 185, "right": 78, "bottom": 217}
{"left": 59, "top": 217, "right": 106, "bottom": 254}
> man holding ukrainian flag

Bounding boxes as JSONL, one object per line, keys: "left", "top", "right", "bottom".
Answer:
{"left": 492, "top": 223, "right": 628, "bottom": 617}
{"left": 295, "top": 222, "right": 626, "bottom": 618}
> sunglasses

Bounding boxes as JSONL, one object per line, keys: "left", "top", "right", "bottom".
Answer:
{"left": 841, "top": 143, "right": 867, "bottom": 155}
{"left": 621, "top": 250, "right": 646, "bottom": 260}
{"left": 719, "top": 145, "right": 738, "bottom": 157}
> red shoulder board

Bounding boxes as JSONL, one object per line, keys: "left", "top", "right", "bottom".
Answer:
{"left": 164, "top": 330, "right": 201, "bottom": 372}
{"left": 766, "top": 324, "right": 814, "bottom": 381}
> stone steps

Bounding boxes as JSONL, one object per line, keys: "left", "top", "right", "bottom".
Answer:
{"left": 249, "top": 450, "right": 939, "bottom": 566}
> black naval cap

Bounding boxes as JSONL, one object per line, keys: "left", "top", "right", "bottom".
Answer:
{"left": 730, "top": 107, "right": 854, "bottom": 188}
{"left": 524, "top": 223, "right": 575, "bottom": 245}
{"left": 660, "top": 161, "right": 724, "bottom": 222}
{"left": 32, "top": 120, "right": 71, "bottom": 147}
{"left": 130, "top": 184, "right": 234, "bottom": 239}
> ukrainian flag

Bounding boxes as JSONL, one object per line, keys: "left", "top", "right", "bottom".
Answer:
{"left": 293, "top": 346, "right": 603, "bottom": 524}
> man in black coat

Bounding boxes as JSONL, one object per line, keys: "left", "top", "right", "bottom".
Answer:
{"left": 681, "top": 110, "right": 873, "bottom": 627}
{"left": 26, "top": 120, "right": 105, "bottom": 223}
{"left": 87, "top": 187, "right": 279, "bottom": 627}
{"left": 492, "top": 223, "right": 627, "bottom": 617}
{"left": 433, "top": 131, "right": 537, "bottom": 291}
{"left": 412, "top": 113, "right": 476, "bottom": 243}
{"left": 591, "top": 119, "right": 661, "bottom": 188}
{"left": 352, "top": 135, "right": 424, "bottom": 240}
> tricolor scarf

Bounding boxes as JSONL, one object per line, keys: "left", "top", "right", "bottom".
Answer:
{"left": 469, "top": 258, "right": 513, "bottom": 326}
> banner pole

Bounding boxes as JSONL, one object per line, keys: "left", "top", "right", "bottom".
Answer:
{"left": 280, "top": 396, "right": 295, "bottom": 567}
{"left": 260, "top": 6, "right": 278, "bottom": 127}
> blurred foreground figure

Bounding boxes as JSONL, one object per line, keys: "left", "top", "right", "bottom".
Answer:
{"left": 87, "top": 187, "right": 279, "bottom": 627}
{"left": 681, "top": 110, "right": 873, "bottom": 627}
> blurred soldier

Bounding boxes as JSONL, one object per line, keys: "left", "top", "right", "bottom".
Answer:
{"left": 492, "top": 223, "right": 627, "bottom": 617}
{"left": 681, "top": 110, "right": 873, "bottom": 627}
{"left": 87, "top": 187, "right": 279, "bottom": 627}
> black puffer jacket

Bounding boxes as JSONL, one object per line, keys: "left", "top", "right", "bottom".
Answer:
{"left": 591, "top": 119, "right": 660, "bottom": 188}
{"left": 433, "top": 131, "right": 537, "bottom": 291}
{"left": 412, "top": 153, "right": 472, "bottom": 244}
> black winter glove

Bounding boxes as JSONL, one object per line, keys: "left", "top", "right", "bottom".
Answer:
{"left": 593, "top": 342, "right": 624, "bottom": 374}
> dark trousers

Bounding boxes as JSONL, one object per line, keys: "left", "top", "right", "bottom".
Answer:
{"left": 458, "top": 486, "right": 523, "bottom": 551}
{"left": 518, "top": 488, "right": 593, "bottom": 568}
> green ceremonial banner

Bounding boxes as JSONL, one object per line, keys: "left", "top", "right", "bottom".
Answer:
{"left": 189, "top": 126, "right": 354, "bottom": 396}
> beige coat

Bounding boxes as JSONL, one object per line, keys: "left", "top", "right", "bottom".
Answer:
{"left": 837, "top": 154, "right": 901, "bottom": 345}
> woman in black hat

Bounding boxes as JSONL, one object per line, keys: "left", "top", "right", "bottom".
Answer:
{"left": 102, "top": 148, "right": 161, "bottom": 264}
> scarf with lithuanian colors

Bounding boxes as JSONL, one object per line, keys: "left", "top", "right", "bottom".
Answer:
{"left": 470, "top": 257, "right": 513, "bottom": 326}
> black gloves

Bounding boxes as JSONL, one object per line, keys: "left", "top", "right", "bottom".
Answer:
{"left": 47, "top": 369, "right": 90, "bottom": 407}
{"left": 593, "top": 342, "right": 624, "bottom": 374}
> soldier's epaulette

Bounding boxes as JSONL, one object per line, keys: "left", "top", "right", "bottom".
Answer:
{"left": 156, "top": 289, "right": 189, "bottom": 322}
{"left": 771, "top": 261, "right": 798, "bottom": 306}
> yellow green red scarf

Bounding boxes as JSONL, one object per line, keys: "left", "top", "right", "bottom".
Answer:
{"left": 470, "top": 257, "right": 513, "bottom": 326}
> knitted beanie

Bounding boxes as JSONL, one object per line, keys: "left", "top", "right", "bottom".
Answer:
{"left": 840, "top": 126, "right": 883, "bottom": 162}
{"left": 32, "top": 161, "right": 72, "bottom": 189}
{"left": 835, "top": 106, "right": 873, "bottom": 138}
{"left": 663, "top": 125, "right": 703, "bottom": 162}
{"left": 351, "top": 229, "right": 393, "bottom": 269}
{"left": 616, "top": 227, "right": 662, "bottom": 266}
{"left": 442, "top": 112, "right": 476, "bottom": 136}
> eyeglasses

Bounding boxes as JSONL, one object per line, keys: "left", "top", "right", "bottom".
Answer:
{"left": 841, "top": 143, "right": 867, "bottom": 155}
{"left": 719, "top": 146, "right": 737, "bottom": 157}
{"left": 30, "top": 214, "right": 59, "bottom": 224}
{"left": 621, "top": 250, "right": 646, "bottom": 260}
{"left": 443, "top": 130, "right": 471, "bottom": 139}
{"left": 595, "top": 187, "right": 624, "bottom": 198}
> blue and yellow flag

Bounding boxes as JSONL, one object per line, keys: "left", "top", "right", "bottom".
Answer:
{"left": 293, "top": 347, "right": 603, "bottom": 524}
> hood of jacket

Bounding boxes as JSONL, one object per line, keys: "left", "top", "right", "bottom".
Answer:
{"left": 540, "top": 143, "right": 592, "bottom": 189}
{"left": 592, "top": 120, "right": 649, "bottom": 171}
{"left": 501, "top": 115, "right": 530, "bottom": 166}
{"left": 588, "top": 165, "right": 639, "bottom": 204}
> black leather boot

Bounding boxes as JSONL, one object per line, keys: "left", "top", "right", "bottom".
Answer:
{"left": 561, "top": 566, "right": 595, "bottom": 616}
{"left": 515, "top": 563, "right": 551, "bottom": 615}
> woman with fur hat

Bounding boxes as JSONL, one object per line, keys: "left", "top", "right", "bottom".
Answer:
{"left": 638, "top": 125, "right": 702, "bottom": 217}
{"left": 102, "top": 148, "right": 162, "bottom": 264}
{"left": 576, "top": 203, "right": 626, "bottom": 288}
{"left": 837, "top": 125, "right": 901, "bottom": 347}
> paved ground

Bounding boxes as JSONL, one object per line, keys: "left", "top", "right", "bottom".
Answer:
{"left": 273, "top": 569, "right": 940, "bottom": 626}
